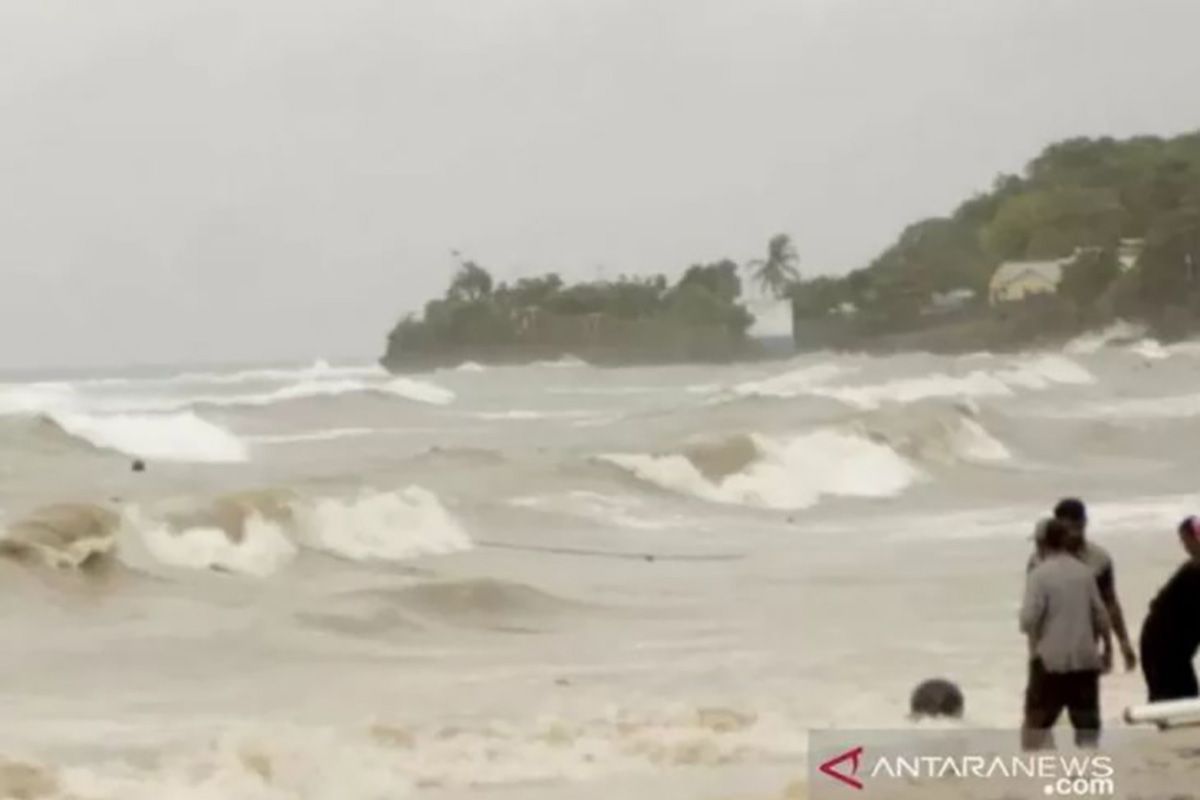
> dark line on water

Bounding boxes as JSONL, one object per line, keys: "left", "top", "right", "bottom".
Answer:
{"left": 474, "top": 540, "right": 743, "bottom": 562}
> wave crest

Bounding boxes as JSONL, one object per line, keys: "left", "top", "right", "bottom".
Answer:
{"left": 49, "top": 410, "right": 248, "bottom": 463}
{"left": 601, "top": 430, "right": 921, "bottom": 510}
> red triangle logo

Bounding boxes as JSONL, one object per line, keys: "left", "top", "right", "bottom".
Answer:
{"left": 819, "top": 746, "right": 865, "bottom": 790}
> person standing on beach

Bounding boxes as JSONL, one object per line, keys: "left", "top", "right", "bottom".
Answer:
{"left": 1021, "top": 518, "right": 1111, "bottom": 750}
{"left": 1029, "top": 498, "right": 1137, "bottom": 674}
{"left": 1138, "top": 516, "right": 1200, "bottom": 702}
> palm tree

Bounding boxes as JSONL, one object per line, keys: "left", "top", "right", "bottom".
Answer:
{"left": 748, "top": 234, "right": 801, "bottom": 298}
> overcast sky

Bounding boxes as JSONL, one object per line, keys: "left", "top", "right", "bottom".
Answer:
{"left": 1, "top": 0, "right": 1197, "bottom": 370}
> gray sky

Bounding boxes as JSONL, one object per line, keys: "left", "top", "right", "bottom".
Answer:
{"left": 1, "top": 0, "right": 1198, "bottom": 370}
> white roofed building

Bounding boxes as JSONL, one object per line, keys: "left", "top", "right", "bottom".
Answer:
{"left": 988, "top": 259, "right": 1064, "bottom": 305}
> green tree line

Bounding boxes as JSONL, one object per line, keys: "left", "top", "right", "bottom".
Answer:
{"left": 789, "top": 130, "right": 1200, "bottom": 329}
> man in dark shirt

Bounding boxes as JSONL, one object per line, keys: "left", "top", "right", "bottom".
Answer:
{"left": 1139, "top": 516, "right": 1200, "bottom": 702}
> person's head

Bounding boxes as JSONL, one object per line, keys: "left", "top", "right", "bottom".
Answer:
{"left": 1054, "top": 497, "right": 1088, "bottom": 541}
{"left": 1178, "top": 516, "right": 1200, "bottom": 561}
{"left": 1040, "top": 518, "right": 1073, "bottom": 554}
{"left": 909, "top": 678, "right": 964, "bottom": 720}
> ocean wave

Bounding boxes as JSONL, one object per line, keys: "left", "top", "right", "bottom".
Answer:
{"left": 1128, "top": 338, "right": 1169, "bottom": 361}
{"left": 859, "top": 406, "right": 1013, "bottom": 466}
{"left": 810, "top": 354, "right": 1094, "bottom": 409}
{"left": 49, "top": 410, "right": 249, "bottom": 463}
{"left": 0, "top": 503, "right": 120, "bottom": 570}
{"left": 1064, "top": 320, "right": 1146, "bottom": 354}
{"left": 294, "top": 487, "right": 470, "bottom": 562}
{"left": 534, "top": 354, "right": 588, "bottom": 368}
{"left": 600, "top": 430, "right": 921, "bottom": 510}
{"left": 1, "top": 488, "right": 469, "bottom": 577}
{"left": 722, "top": 355, "right": 1092, "bottom": 409}
{"left": 183, "top": 376, "right": 455, "bottom": 411}
{"left": 730, "top": 363, "right": 854, "bottom": 399}
{"left": 97, "top": 359, "right": 387, "bottom": 388}
{"left": 120, "top": 504, "right": 299, "bottom": 577}
{"left": 0, "top": 383, "right": 77, "bottom": 416}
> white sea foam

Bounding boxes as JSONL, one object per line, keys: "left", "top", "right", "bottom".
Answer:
{"left": 1064, "top": 320, "right": 1146, "bottom": 354}
{"left": 294, "top": 487, "right": 471, "bottom": 562}
{"left": 809, "top": 355, "right": 1094, "bottom": 409}
{"left": 949, "top": 418, "right": 1012, "bottom": 463}
{"left": 119, "top": 508, "right": 298, "bottom": 577}
{"left": 731, "top": 363, "right": 852, "bottom": 399}
{"left": 2, "top": 372, "right": 455, "bottom": 420}
{"left": 379, "top": 377, "right": 456, "bottom": 406}
{"left": 534, "top": 355, "right": 588, "bottom": 368}
{"left": 183, "top": 376, "right": 454, "bottom": 410}
{"left": 1128, "top": 338, "right": 1169, "bottom": 361}
{"left": 156, "top": 359, "right": 386, "bottom": 387}
{"left": 0, "top": 383, "right": 77, "bottom": 416}
{"left": 114, "top": 488, "right": 467, "bottom": 576}
{"left": 602, "top": 430, "right": 921, "bottom": 510}
{"left": 51, "top": 411, "right": 249, "bottom": 463}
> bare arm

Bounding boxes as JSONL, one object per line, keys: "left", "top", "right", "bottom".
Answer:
{"left": 1097, "top": 565, "right": 1136, "bottom": 670}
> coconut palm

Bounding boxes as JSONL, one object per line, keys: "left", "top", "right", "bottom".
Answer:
{"left": 748, "top": 234, "right": 801, "bottom": 298}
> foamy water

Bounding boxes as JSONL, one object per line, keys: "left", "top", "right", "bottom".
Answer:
{"left": 0, "top": 342, "right": 1197, "bottom": 798}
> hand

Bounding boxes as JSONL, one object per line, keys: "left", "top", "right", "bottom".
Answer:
{"left": 1121, "top": 644, "right": 1138, "bottom": 673}
{"left": 1100, "top": 648, "right": 1114, "bottom": 675}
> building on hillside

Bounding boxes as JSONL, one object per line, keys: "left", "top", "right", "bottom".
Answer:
{"left": 988, "top": 260, "right": 1064, "bottom": 305}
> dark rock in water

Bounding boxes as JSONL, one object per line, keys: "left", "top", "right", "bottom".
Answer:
{"left": 131, "top": 459, "right": 146, "bottom": 473}
{"left": 910, "top": 678, "right": 964, "bottom": 719}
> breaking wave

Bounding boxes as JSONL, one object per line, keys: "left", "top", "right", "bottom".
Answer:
{"left": 728, "top": 355, "right": 1092, "bottom": 409}
{"left": 600, "top": 430, "right": 922, "bottom": 510}
{"left": 294, "top": 487, "right": 470, "bottom": 562}
{"left": 181, "top": 376, "right": 455, "bottom": 411}
{"left": 0, "top": 487, "right": 469, "bottom": 577}
{"left": 821, "top": 355, "right": 1094, "bottom": 409}
{"left": 78, "top": 359, "right": 387, "bottom": 388}
{"left": 0, "top": 375, "right": 455, "bottom": 420}
{"left": 1128, "top": 338, "right": 1169, "bottom": 361}
{"left": 1064, "top": 320, "right": 1146, "bottom": 354}
{"left": 48, "top": 411, "right": 249, "bottom": 463}
{"left": 598, "top": 405, "right": 1012, "bottom": 511}
{"left": 859, "top": 405, "right": 1013, "bottom": 466}
{"left": 731, "top": 363, "right": 854, "bottom": 399}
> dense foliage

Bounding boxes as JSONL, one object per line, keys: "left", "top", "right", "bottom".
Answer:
{"left": 386, "top": 257, "right": 757, "bottom": 360}
{"left": 790, "top": 131, "right": 1200, "bottom": 328}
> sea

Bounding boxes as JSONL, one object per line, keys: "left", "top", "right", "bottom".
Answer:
{"left": 0, "top": 321, "right": 1195, "bottom": 799}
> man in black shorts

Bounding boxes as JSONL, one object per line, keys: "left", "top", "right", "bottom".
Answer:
{"left": 1021, "top": 518, "right": 1111, "bottom": 750}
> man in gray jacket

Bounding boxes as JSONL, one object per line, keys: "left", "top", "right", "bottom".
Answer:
{"left": 1020, "top": 518, "right": 1111, "bottom": 750}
